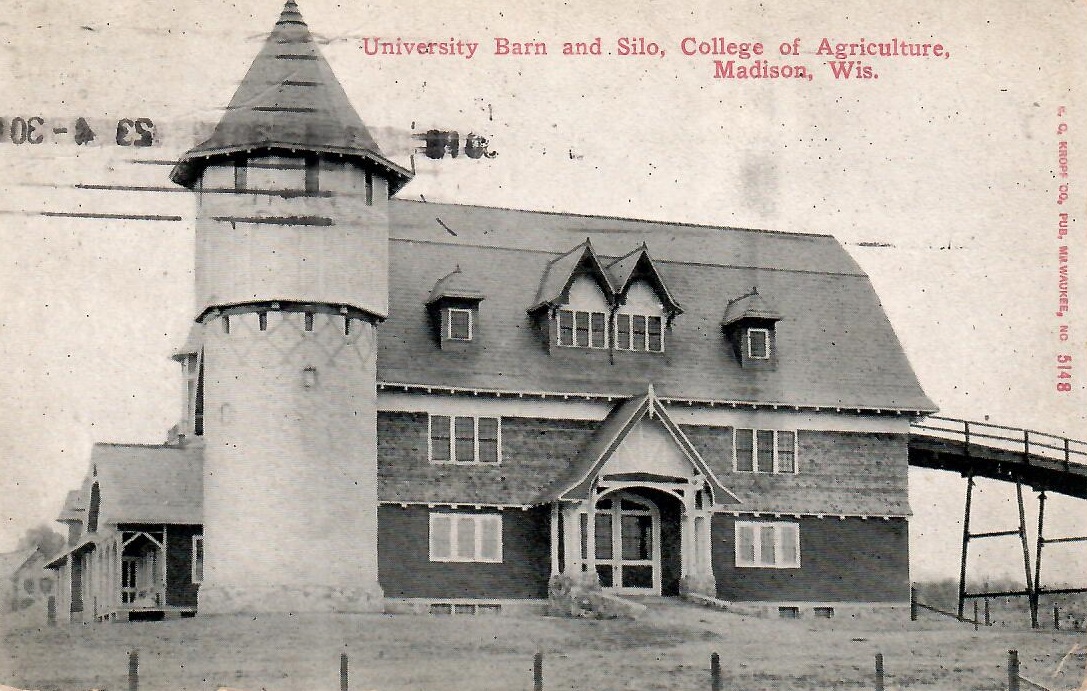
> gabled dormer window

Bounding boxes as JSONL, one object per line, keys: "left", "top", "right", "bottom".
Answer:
{"left": 722, "top": 288, "right": 782, "bottom": 370}
{"left": 614, "top": 279, "right": 667, "bottom": 352}
{"left": 530, "top": 240, "right": 682, "bottom": 354}
{"left": 554, "top": 274, "right": 611, "bottom": 349}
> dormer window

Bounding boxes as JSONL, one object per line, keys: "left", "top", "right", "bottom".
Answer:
{"left": 615, "top": 314, "right": 664, "bottom": 352}
{"left": 529, "top": 240, "right": 682, "bottom": 354}
{"left": 746, "top": 328, "right": 771, "bottom": 360}
{"left": 447, "top": 308, "right": 473, "bottom": 341}
{"left": 614, "top": 279, "right": 667, "bottom": 352}
{"left": 557, "top": 308, "right": 608, "bottom": 348}
{"left": 427, "top": 267, "right": 484, "bottom": 350}
{"left": 722, "top": 288, "right": 783, "bottom": 370}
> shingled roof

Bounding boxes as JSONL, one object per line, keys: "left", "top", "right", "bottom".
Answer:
{"left": 65, "top": 444, "right": 204, "bottom": 526}
{"left": 722, "top": 289, "right": 783, "bottom": 325}
{"left": 379, "top": 199, "right": 936, "bottom": 413}
{"left": 170, "top": 0, "right": 411, "bottom": 191}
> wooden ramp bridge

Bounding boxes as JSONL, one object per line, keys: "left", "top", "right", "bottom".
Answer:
{"left": 908, "top": 415, "right": 1087, "bottom": 628}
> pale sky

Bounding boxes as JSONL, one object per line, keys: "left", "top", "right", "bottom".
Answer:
{"left": 0, "top": 0, "right": 1084, "bottom": 584}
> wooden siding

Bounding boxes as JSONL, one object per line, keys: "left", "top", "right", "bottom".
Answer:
{"left": 711, "top": 514, "right": 909, "bottom": 603}
{"left": 378, "top": 505, "right": 550, "bottom": 599}
{"left": 682, "top": 428, "right": 910, "bottom": 515}
{"left": 165, "top": 525, "right": 202, "bottom": 608}
{"left": 378, "top": 412, "right": 597, "bottom": 505}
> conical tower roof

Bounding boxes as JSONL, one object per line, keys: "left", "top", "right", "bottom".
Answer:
{"left": 171, "top": 0, "right": 411, "bottom": 190}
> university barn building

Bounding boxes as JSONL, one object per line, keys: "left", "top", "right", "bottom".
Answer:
{"left": 46, "top": 2, "right": 936, "bottom": 622}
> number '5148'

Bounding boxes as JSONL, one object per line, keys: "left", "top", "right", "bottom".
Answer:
{"left": 1056, "top": 354, "right": 1072, "bottom": 392}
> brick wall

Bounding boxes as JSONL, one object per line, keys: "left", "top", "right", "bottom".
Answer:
{"left": 711, "top": 514, "right": 910, "bottom": 603}
{"left": 681, "top": 427, "right": 910, "bottom": 515}
{"left": 378, "top": 412, "right": 597, "bottom": 505}
{"left": 378, "top": 505, "right": 550, "bottom": 599}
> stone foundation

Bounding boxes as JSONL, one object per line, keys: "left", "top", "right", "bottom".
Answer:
{"left": 678, "top": 572, "right": 717, "bottom": 598}
{"left": 198, "top": 583, "right": 384, "bottom": 615}
{"left": 683, "top": 593, "right": 910, "bottom": 622}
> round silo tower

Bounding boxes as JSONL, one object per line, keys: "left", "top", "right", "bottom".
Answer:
{"left": 170, "top": 0, "right": 412, "bottom": 614}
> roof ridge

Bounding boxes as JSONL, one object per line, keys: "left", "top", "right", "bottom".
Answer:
{"left": 93, "top": 442, "right": 188, "bottom": 449}
{"left": 393, "top": 199, "right": 836, "bottom": 240}
{"left": 390, "top": 236, "right": 869, "bottom": 278}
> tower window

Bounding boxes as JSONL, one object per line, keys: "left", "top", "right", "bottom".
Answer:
{"left": 304, "top": 155, "right": 319, "bottom": 193}
{"left": 258, "top": 312, "right": 268, "bottom": 331}
{"left": 192, "top": 535, "right": 204, "bottom": 584}
{"left": 304, "top": 312, "right": 314, "bottom": 332}
{"left": 222, "top": 315, "right": 230, "bottom": 334}
{"left": 234, "top": 156, "right": 247, "bottom": 190}
{"left": 365, "top": 170, "right": 374, "bottom": 206}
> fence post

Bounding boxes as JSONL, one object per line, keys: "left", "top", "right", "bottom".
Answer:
{"left": 533, "top": 651, "right": 543, "bottom": 691}
{"left": 984, "top": 597, "right": 991, "bottom": 627}
{"left": 340, "top": 652, "right": 349, "bottom": 691}
{"left": 910, "top": 586, "right": 918, "bottom": 621}
{"left": 1007, "top": 649, "right": 1020, "bottom": 691}
{"left": 875, "top": 653, "right": 885, "bottom": 691}
{"left": 710, "top": 652, "right": 721, "bottom": 691}
{"left": 1054, "top": 605, "right": 1060, "bottom": 630}
{"left": 128, "top": 650, "right": 139, "bottom": 691}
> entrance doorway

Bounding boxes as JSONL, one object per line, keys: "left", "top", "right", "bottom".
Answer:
{"left": 594, "top": 491, "right": 661, "bottom": 594}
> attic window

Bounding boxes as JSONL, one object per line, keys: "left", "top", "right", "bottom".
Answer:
{"left": 447, "top": 308, "right": 473, "bottom": 341}
{"left": 427, "top": 267, "right": 484, "bottom": 349}
{"left": 722, "top": 288, "right": 782, "bottom": 370}
{"left": 615, "top": 314, "right": 663, "bottom": 352}
{"left": 557, "top": 309, "right": 608, "bottom": 348}
{"left": 747, "top": 328, "right": 770, "bottom": 359}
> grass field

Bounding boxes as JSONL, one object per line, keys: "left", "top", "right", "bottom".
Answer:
{"left": 2, "top": 600, "right": 1086, "bottom": 691}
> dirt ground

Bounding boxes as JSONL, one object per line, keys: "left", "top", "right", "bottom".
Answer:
{"left": 2, "top": 600, "right": 1085, "bottom": 691}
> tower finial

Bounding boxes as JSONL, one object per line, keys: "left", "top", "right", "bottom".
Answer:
{"left": 277, "top": 0, "right": 306, "bottom": 27}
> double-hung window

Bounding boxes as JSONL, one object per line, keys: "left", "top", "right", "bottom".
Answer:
{"left": 429, "top": 513, "right": 503, "bottom": 563}
{"left": 447, "top": 308, "right": 473, "bottom": 341}
{"left": 615, "top": 314, "right": 664, "bottom": 352}
{"left": 557, "top": 309, "right": 608, "bottom": 348}
{"left": 735, "top": 521, "right": 800, "bottom": 568}
{"left": 429, "top": 415, "right": 501, "bottom": 464}
{"left": 747, "top": 328, "right": 771, "bottom": 359}
{"left": 733, "top": 429, "right": 798, "bottom": 473}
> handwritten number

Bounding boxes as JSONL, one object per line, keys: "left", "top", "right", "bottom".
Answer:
{"left": 116, "top": 119, "right": 134, "bottom": 146}
{"left": 134, "top": 118, "right": 154, "bottom": 147}
{"left": 10, "top": 117, "right": 26, "bottom": 144}
{"left": 27, "top": 116, "right": 44, "bottom": 144}
{"left": 116, "top": 118, "right": 155, "bottom": 146}
{"left": 74, "top": 118, "right": 96, "bottom": 145}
